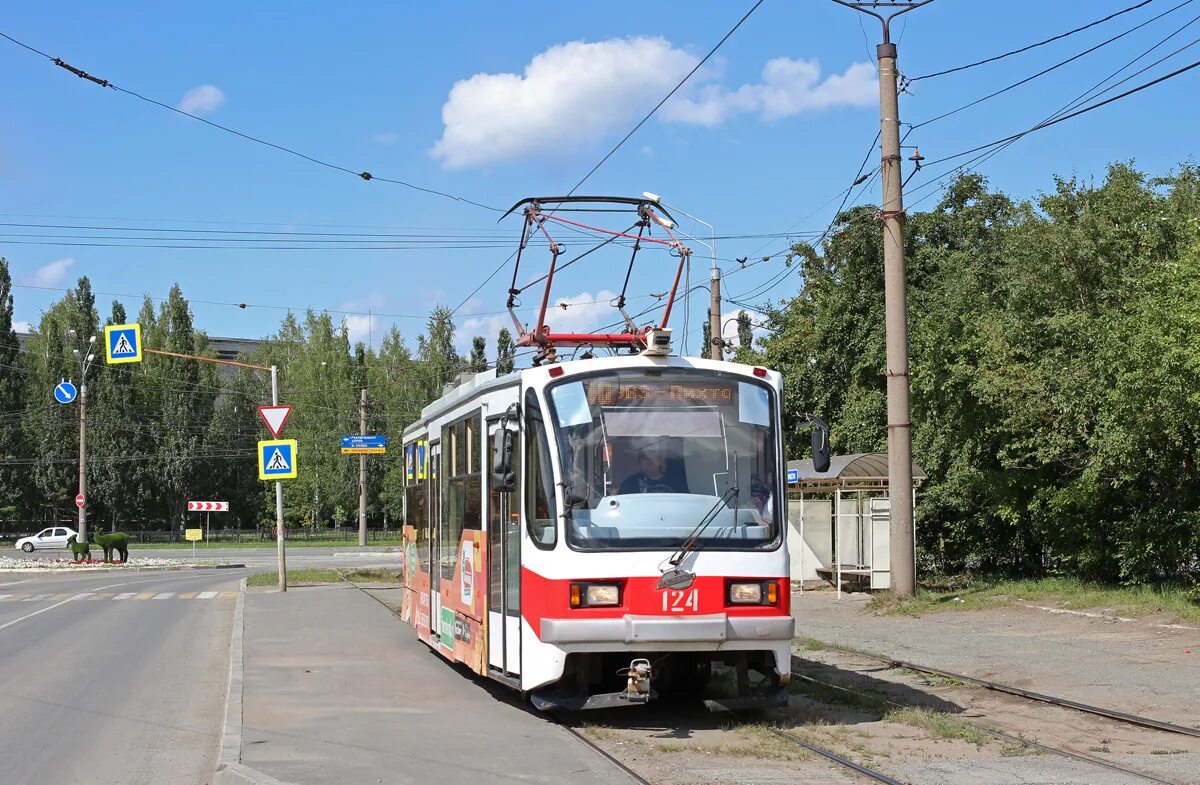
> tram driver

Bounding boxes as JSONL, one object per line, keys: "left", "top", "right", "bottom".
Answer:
{"left": 618, "top": 441, "right": 689, "bottom": 495}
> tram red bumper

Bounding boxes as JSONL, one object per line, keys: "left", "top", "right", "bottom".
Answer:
{"left": 538, "top": 613, "right": 794, "bottom": 644}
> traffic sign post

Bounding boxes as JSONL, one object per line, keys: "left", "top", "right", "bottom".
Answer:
{"left": 185, "top": 527, "right": 203, "bottom": 559}
{"left": 257, "top": 405, "right": 293, "bottom": 439}
{"left": 54, "top": 380, "right": 78, "bottom": 404}
{"left": 188, "top": 501, "right": 228, "bottom": 542}
{"left": 75, "top": 493, "right": 84, "bottom": 508}
{"left": 103, "top": 323, "right": 143, "bottom": 365}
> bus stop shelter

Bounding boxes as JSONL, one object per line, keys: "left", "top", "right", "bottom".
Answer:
{"left": 785, "top": 453, "right": 925, "bottom": 595}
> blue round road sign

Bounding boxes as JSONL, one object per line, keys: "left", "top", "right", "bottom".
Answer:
{"left": 54, "top": 381, "right": 78, "bottom": 404}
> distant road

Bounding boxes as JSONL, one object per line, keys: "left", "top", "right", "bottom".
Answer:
{"left": 0, "top": 568, "right": 244, "bottom": 785}
{"left": 6, "top": 545, "right": 403, "bottom": 569}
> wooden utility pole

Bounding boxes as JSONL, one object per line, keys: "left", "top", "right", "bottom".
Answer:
{"left": 708, "top": 268, "right": 722, "bottom": 361}
{"left": 830, "top": 0, "right": 933, "bottom": 597}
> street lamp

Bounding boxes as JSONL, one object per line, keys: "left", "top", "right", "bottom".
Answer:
{"left": 643, "top": 192, "right": 720, "bottom": 359}
{"left": 70, "top": 331, "right": 98, "bottom": 543}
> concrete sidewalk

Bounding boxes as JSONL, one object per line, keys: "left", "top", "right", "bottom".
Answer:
{"left": 227, "top": 583, "right": 632, "bottom": 785}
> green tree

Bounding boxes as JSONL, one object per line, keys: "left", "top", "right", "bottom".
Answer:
{"left": 0, "top": 260, "right": 27, "bottom": 528}
{"left": 469, "top": 336, "right": 488, "bottom": 373}
{"left": 495, "top": 328, "right": 515, "bottom": 374}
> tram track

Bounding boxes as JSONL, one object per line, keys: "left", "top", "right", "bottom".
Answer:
{"left": 820, "top": 644, "right": 1200, "bottom": 739}
{"left": 793, "top": 648, "right": 1194, "bottom": 785}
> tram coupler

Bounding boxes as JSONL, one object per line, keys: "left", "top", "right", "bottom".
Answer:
{"left": 624, "top": 658, "right": 653, "bottom": 702}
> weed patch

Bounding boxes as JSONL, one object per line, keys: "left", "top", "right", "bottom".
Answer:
{"left": 883, "top": 707, "right": 986, "bottom": 746}
{"left": 247, "top": 569, "right": 342, "bottom": 586}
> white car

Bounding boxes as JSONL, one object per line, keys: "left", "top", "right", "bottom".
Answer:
{"left": 16, "top": 527, "right": 78, "bottom": 553}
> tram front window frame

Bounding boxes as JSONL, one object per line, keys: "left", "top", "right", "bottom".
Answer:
{"left": 545, "top": 368, "right": 783, "bottom": 553}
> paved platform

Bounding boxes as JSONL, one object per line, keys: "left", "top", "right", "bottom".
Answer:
{"left": 234, "top": 583, "right": 634, "bottom": 785}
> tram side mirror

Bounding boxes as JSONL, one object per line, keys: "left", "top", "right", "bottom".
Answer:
{"left": 564, "top": 476, "right": 589, "bottom": 508}
{"left": 810, "top": 415, "right": 831, "bottom": 473}
{"left": 492, "top": 428, "right": 515, "bottom": 492}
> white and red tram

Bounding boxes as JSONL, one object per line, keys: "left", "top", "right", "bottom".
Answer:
{"left": 399, "top": 354, "right": 794, "bottom": 709}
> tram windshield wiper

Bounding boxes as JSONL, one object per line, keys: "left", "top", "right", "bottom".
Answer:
{"left": 660, "top": 485, "right": 737, "bottom": 581}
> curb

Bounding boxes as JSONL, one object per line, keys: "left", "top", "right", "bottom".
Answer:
{"left": 213, "top": 577, "right": 301, "bottom": 785}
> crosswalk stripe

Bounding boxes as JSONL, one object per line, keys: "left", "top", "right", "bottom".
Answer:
{"left": 50, "top": 594, "right": 70, "bottom": 601}
{"left": 24, "top": 594, "right": 51, "bottom": 602}
{"left": 219, "top": 592, "right": 237, "bottom": 599}
{"left": 113, "top": 592, "right": 136, "bottom": 600}
{"left": 134, "top": 592, "right": 155, "bottom": 600}
{"left": 152, "top": 592, "right": 174, "bottom": 600}
{"left": 0, "top": 594, "right": 12, "bottom": 601}
{"left": 89, "top": 593, "right": 114, "bottom": 600}
{"left": 177, "top": 592, "right": 197, "bottom": 600}
{"left": 196, "top": 591, "right": 218, "bottom": 600}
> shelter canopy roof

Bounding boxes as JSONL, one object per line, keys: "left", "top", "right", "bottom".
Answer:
{"left": 787, "top": 452, "right": 926, "bottom": 492}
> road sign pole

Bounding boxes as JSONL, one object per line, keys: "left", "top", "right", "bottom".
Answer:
{"left": 359, "top": 388, "right": 367, "bottom": 548}
{"left": 77, "top": 375, "right": 87, "bottom": 543}
{"left": 272, "top": 365, "right": 287, "bottom": 592}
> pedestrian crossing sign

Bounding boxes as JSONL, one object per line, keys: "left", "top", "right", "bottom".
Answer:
{"left": 104, "top": 323, "right": 142, "bottom": 364}
{"left": 258, "top": 439, "right": 298, "bottom": 480}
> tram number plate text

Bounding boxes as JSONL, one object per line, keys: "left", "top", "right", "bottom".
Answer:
{"left": 662, "top": 587, "right": 699, "bottom": 613}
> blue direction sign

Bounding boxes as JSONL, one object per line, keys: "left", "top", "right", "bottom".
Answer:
{"left": 53, "top": 380, "right": 78, "bottom": 404}
{"left": 104, "top": 323, "right": 142, "bottom": 364}
{"left": 787, "top": 468, "right": 800, "bottom": 484}
{"left": 341, "top": 435, "right": 387, "bottom": 455}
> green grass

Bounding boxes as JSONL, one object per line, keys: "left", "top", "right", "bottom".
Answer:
{"left": 130, "top": 538, "right": 404, "bottom": 550}
{"left": 247, "top": 569, "right": 343, "bottom": 586}
{"left": 341, "top": 568, "right": 401, "bottom": 583}
{"left": 867, "top": 577, "right": 1200, "bottom": 624}
{"left": 883, "top": 707, "right": 987, "bottom": 746}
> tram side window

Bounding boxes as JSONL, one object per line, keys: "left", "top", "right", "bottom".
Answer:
{"left": 525, "top": 394, "right": 557, "bottom": 549}
{"left": 442, "top": 413, "right": 483, "bottom": 581}
{"left": 488, "top": 425, "right": 521, "bottom": 614}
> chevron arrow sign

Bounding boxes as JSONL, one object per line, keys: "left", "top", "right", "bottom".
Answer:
{"left": 187, "top": 501, "right": 229, "bottom": 512}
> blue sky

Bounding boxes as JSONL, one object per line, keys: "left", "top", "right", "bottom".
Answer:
{"left": 2, "top": 0, "right": 1198, "bottom": 357}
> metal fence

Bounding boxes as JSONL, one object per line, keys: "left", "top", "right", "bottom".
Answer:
{"left": 0, "top": 525, "right": 401, "bottom": 545}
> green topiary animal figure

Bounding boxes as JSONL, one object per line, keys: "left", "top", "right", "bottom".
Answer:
{"left": 67, "top": 534, "right": 92, "bottom": 563}
{"left": 94, "top": 532, "right": 130, "bottom": 563}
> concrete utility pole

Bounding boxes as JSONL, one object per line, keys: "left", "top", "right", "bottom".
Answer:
{"left": 70, "top": 331, "right": 97, "bottom": 543}
{"left": 709, "top": 269, "right": 722, "bottom": 361}
{"left": 830, "top": 0, "right": 933, "bottom": 597}
{"left": 358, "top": 387, "right": 367, "bottom": 547}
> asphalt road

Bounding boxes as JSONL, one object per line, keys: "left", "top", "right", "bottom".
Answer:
{"left": 0, "top": 567, "right": 245, "bottom": 785}
{"left": 8, "top": 545, "right": 403, "bottom": 569}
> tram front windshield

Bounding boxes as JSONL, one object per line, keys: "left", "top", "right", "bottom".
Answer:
{"left": 548, "top": 369, "right": 780, "bottom": 550}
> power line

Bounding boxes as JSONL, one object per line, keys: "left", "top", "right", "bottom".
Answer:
{"left": 565, "top": 0, "right": 765, "bottom": 195}
{"left": 911, "top": 0, "right": 1196, "bottom": 129}
{"left": 908, "top": 0, "right": 1158, "bottom": 81}
{"left": 918, "top": 55, "right": 1200, "bottom": 170}
{"left": 0, "top": 30, "right": 499, "bottom": 212}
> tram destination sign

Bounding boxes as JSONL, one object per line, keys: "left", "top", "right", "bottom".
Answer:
{"left": 585, "top": 379, "right": 737, "bottom": 406}
{"left": 341, "top": 435, "right": 387, "bottom": 454}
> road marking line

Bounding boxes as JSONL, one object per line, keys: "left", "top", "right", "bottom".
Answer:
{"left": 0, "top": 594, "right": 13, "bottom": 601}
{"left": 24, "top": 594, "right": 52, "bottom": 602}
{"left": 177, "top": 592, "right": 197, "bottom": 600}
{"left": 152, "top": 592, "right": 174, "bottom": 600}
{"left": 134, "top": 592, "right": 155, "bottom": 600}
{"left": 0, "top": 593, "right": 88, "bottom": 632}
{"left": 197, "top": 591, "right": 218, "bottom": 599}
{"left": 88, "top": 593, "right": 114, "bottom": 600}
{"left": 0, "top": 580, "right": 31, "bottom": 588}
{"left": 219, "top": 592, "right": 238, "bottom": 599}
{"left": 113, "top": 592, "right": 136, "bottom": 600}
{"left": 50, "top": 593, "right": 71, "bottom": 600}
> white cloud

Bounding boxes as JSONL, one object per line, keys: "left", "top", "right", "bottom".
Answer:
{"left": 430, "top": 37, "right": 874, "bottom": 169}
{"left": 662, "top": 59, "right": 876, "bottom": 126}
{"left": 177, "top": 84, "right": 225, "bottom": 116}
{"left": 25, "top": 258, "right": 75, "bottom": 287}
{"left": 431, "top": 37, "right": 696, "bottom": 169}
{"left": 721, "top": 307, "right": 767, "bottom": 346}
{"left": 371, "top": 132, "right": 400, "bottom": 144}
{"left": 12, "top": 320, "right": 33, "bottom": 333}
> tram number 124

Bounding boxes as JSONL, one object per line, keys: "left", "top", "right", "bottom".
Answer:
{"left": 662, "top": 587, "right": 699, "bottom": 613}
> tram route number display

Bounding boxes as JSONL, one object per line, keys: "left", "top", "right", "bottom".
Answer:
{"left": 585, "top": 379, "right": 736, "bottom": 406}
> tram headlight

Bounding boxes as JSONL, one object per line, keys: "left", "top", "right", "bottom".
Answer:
{"left": 727, "top": 580, "right": 779, "bottom": 605}
{"left": 570, "top": 582, "right": 622, "bottom": 607}
{"left": 728, "top": 582, "right": 763, "bottom": 604}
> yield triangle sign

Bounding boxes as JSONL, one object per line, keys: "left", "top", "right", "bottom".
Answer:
{"left": 258, "top": 405, "right": 293, "bottom": 438}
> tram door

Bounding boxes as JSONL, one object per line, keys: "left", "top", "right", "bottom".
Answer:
{"left": 487, "top": 421, "right": 521, "bottom": 677}
{"left": 427, "top": 441, "right": 442, "bottom": 643}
